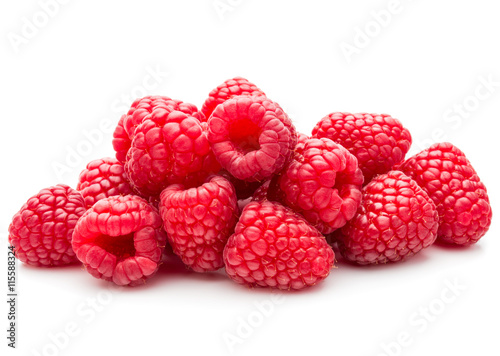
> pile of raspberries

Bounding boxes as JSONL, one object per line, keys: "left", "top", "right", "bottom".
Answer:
{"left": 8, "top": 77, "right": 492, "bottom": 290}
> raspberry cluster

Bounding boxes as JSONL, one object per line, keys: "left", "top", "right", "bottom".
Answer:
{"left": 8, "top": 77, "right": 492, "bottom": 291}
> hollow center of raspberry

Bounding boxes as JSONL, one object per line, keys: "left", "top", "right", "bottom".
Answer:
{"left": 334, "top": 172, "right": 356, "bottom": 197}
{"left": 94, "top": 233, "right": 136, "bottom": 260}
{"left": 333, "top": 172, "right": 347, "bottom": 190}
{"left": 228, "top": 118, "right": 261, "bottom": 153}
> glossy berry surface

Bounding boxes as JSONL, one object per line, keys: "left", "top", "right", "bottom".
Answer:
{"left": 337, "top": 171, "right": 439, "bottom": 265}
{"left": 77, "top": 157, "right": 133, "bottom": 208}
{"left": 278, "top": 137, "right": 364, "bottom": 234}
{"left": 159, "top": 175, "right": 238, "bottom": 272}
{"left": 312, "top": 112, "right": 412, "bottom": 182}
{"left": 8, "top": 184, "right": 86, "bottom": 267}
{"left": 208, "top": 95, "right": 297, "bottom": 182}
{"left": 224, "top": 200, "right": 334, "bottom": 290}
{"left": 397, "top": 142, "right": 492, "bottom": 246}
{"left": 72, "top": 195, "right": 167, "bottom": 286}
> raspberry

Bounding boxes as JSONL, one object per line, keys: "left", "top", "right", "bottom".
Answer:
{"left": 159, "top": 175, "right": 238, "bottom": 272}
{"left": 208, "top": 95, "right": 297, "bottom": 182}
{"left": 77, "top": 157, "right": 133, "bottom": 208}
{"left": 396, "top": 142, "right": 492, "bottom": 246}
{"left": 112, "top": 96, "right": 204, "bottom": 163}
{"left": 336, "top": 171, "right": 439, "bottom": 265}
{"left": 312, "top": 113, "right": 412, "bottom": 182}
{"left": 72, "top": 195, "right": 167, "bottom": 286}
{"left": 278, "top": 137, "right": 364, "bottom": 234}
{"left": 112, "top": 115, "right": 128, "bottom": 163}
{"left": 8, "top": 184, "right": 86, "bottom": 267}
{"left": 223, "top": 200, "right": 334, "bottom": 290}
{"left": 201, "top": 77, "right": 266, "bottom": 119}
{"left": 125, "top": 108, "right": 221, "bottom": 198}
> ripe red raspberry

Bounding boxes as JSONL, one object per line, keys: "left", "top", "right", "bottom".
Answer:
{"left": 112, "top": 115, "right": 129, "bottom": 163}
{"left": 396, "top": 142, "right": 492, "bottom": 246}
{"left": 125, "top": 108, "right": 221, "bottom": 198}
{"left": 159, "top": 175, "right": 238, "bottom": 272}
{"left": 312, "top": 113, "right": 412, "bottom": 183}
{"left": 201, "top": 77, "right": 266, "bottom": 119}
{"left": 278, "top": 137, "right": 364, "bottom": 234}
{"left": 224, "top": 200, "right": 334, "bottom": 290}
{"left": 208, "top": 95, "right": 297, "bottom": 182}
{"left": 112, "top": 96, "right": 204, "bottom": 163}
{"left": 336, "top": 171, "right": 439, "bottom": 265}
{"left": 8, "top": 184, "right": 86, "bottom": 267}
{"left": 72, "top": 195, "right": 167, "bottom": 286}
{"left": 77, "top": 157, "right": 133, "bottom": 208}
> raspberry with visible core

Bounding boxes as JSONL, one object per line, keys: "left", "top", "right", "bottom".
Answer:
{"left": 72, "top": 195, "right": 167, "bottom": 286}
{"left": 208, "top": 95, "right": 297, "bottom": 182}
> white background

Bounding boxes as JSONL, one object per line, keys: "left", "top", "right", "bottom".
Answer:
{"left": 1, "top": 1, "right": 499, "bottom": 355}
